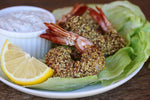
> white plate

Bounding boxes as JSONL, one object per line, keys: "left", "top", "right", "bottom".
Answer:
{"left": 0, "top": 63, "right": 144, "bottom": 99}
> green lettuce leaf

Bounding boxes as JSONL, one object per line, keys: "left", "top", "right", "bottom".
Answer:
{"left": 102, "top": 1, "right": 146, "bottom": 43}
{"left": 27, "top": 75, "right": 98, "bottom": 91}
{"left": 98, "top": 47, "right": 134, "bottom": 80}
{"left": 100, "top": 22, "right": 150, "bottom": 86}
{"left": 53, "top": 7, "right": 72, "bottom": 20}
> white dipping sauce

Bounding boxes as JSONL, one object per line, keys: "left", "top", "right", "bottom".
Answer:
{"left": 0, "top": 11, "right": 52, "bottom": 32}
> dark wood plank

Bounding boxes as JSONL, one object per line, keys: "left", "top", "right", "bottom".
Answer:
{"left": 0, "top": 0, "right": 150, "bottom": 100}
{"left": 0, "top": 0, "right": 149, "bottom": 20}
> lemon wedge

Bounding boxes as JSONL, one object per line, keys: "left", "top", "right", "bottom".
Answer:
{"left": 1, "top": 39, "right": 53, "bottom": 85}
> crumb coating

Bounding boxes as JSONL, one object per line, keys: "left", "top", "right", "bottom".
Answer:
{"left": 66, "top": 12, "right": 126, "bottom": 55}
{"left": 45, "top": 46, "right": 105, "bottom": 78}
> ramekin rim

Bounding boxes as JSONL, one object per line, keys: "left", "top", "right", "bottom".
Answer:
{"left": 0, "top": 5, "right": 55, "bottom": 38}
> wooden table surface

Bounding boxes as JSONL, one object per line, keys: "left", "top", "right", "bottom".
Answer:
{"left": 0, "top": 0, "right": 150, "bottom": 100}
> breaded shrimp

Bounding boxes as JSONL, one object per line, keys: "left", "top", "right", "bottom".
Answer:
{"left": 40, "top": 23, "right": 105, "bottom": 78}
{"left": 66, "top": 6, "right": 126, "bottom": 55}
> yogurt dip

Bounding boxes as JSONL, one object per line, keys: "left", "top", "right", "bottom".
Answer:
{"left": 0, "top": 10, "right": 52, "bottom": 32}
{"left": 0, "top": 6, "right": 55, "bottom": 58}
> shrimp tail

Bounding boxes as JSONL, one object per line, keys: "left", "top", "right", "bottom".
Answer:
{"left": 72, "top": 4, "right": 88, "bottom": 16}
{"left": 88, "top": 7, "right": 114, "bottom": 33}
{"left": 40, "top": 23, "right": 94, "bottom": 53}
{"left": 56, "top": 4, "right": 87, "bottom": 28}
{"left": 40, "top": 33, "right": 68, "bottom": 45}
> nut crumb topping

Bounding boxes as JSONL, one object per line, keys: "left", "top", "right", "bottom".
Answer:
{"left": 66, "top": 12, "right": 126, "bottom": 55}
{"left": 45, "top": 46, "right": 105, "bottom": 78}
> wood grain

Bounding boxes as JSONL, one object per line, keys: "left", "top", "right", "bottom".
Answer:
{"left": 0, "top": 0, "right": 150, "bottom": 100}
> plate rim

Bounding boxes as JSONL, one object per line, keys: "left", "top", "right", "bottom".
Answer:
{"left": 0, "top": 63, "right": 144, "bottom": 99}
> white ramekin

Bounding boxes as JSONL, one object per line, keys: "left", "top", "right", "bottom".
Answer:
{"left": 0, "top": 6, "right": 55, "bottom": 59}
